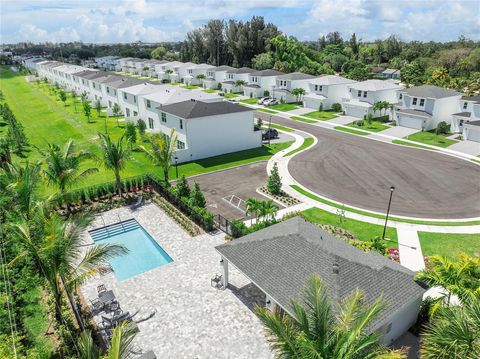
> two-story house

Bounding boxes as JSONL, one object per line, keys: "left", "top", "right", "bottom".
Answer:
{"left": 222, "top": 67, "right": 255, "bottom": 93}
{"left": 395, "top": 85, "right": 462, "bottom": 131}
{"left": 343, "top": 79, "right": 403, "bottom": 118}
{"left": 170, "top": 62, "right": 195, "bottom": 83}
{"left": 101, "top": 76, "right": 144, "bottom": 115}
{"left": 202, "top": 65, "right": 234, "bottom": 89}
{"left": 155, "top": 99, "right": 261, "bottom": 162}
{"left": 117, "top": 82, "right": 161, "bottom": 122}
{"left": 274, "top": 72, "right": 316, "bottom": 103}
{"left": 454, "top": 96, "right": 480, "bottom": 142}
{"left": 303, "top": 75, "right": 357, "bottom": 110}
{"left": 243, "top": 69, "right": 284, "bottom": 98}
{"left": 184, "top": 63, "right": 216, "bottom": 86}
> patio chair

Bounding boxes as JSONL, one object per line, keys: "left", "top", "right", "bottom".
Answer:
{"left": 97, "top": 284, "right": 107, "bottom": 294}
{"left": 211, "top": 274, "right": 223, "bottom": 289}
{"left": 89, "top": 298, "right": 105, "bottom": 314}
{"left": 105, "top": 301, "right": 121, "bottom": 314}
{"left": 101, "top": 315, "right": 114, "bottom": 328}
{"left": 137, "top": 350, "right": 157, "bottom": 359}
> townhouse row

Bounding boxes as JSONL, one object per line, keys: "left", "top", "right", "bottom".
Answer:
{"left": 33, "top": 60, "right": 262, "bottom": 163}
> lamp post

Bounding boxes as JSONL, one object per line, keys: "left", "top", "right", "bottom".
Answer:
{"left": 174, "top": 156, "right": 179, "bottom": 179}
{"left": 268, "top": 115, "right": 272, "bottom": 145}
{"left": 382, "top": 186, "right": 395, "bottom": 240}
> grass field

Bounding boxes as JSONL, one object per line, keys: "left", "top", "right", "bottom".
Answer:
{"left": 302, "top": 207, "right": 398, "bottom": 245}
{"left": 268, "top": 103, "right": 299, "bottom": 111}
{"left": 240, "top": 98, "right": 260, "bottom": 104}
{"left": 347, "top": 120, "right": 390, "bottom": 132}
{"left": 290, "top": 116, "right": 317, "bottom": 123}
{"left": 334, "top": 126, "right": 369, "bottom": 135}
{"left": 268, "top": 123, "right": 294, "bottom": 132}
{"left": 257, "top": 108, "right": 277, "bottom": 114}
{"left": 0, "top": 67, "right": 292, "bottom": 194}
{"left": 418, "top": 232, "right": 480, "bottom": 258}
{"left": 302, "top": 110, "right": 337, "bottom": 121}
{"left": 202, "top": 89, "right": 218, "bottom": 93}
{"left": 224, "top": 93, "right": 239, "bottom": 99}
{"left": 405, "top": 130, "right": 458, "bottom": 148}
{"left": 284, "top": 137, "right": 314, "bottom": 157}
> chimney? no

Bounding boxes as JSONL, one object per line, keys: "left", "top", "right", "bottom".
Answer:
{"left": 333, "top": 263, "right": 339, "bottom": 274}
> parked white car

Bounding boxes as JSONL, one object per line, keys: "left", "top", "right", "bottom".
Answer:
{"left": 264, "top": 98, "right": 279, "bottom": 106}
{"left": 257, "top": 97, "right": 270, "bottom": 105}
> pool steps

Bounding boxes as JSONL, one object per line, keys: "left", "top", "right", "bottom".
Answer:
{"left": 89, "top": 218, "right": 139, "bottom": 241}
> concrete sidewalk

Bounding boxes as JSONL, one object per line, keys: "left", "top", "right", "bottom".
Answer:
{"left": 396, "top": 226, "right": 425, "bottom": 271}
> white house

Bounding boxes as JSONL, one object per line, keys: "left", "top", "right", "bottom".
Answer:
{"left": 171, "top": 62, "right": 195, "bottom": 83}
{"left": 451, "top": 95, "right": 480, "bottom": 134}
{"left": 117, "top": 82, "right": 162, "bottom": 122}
{"left": 95, "top": 56, "right": 120, "bottom": 70}
{"left": 155, "top": 99, "right": 261, "bottom": 162}
{"left": 274, "top": 72, "right": 316, "bottom": 103}
{"left": 243, "top": 69, "right": 284, "bottom": 98}
{"left": 395, "top": 85, "right": 463, "bottom": 131}
{"left": 343, "top": 79, "right": 403, "bottom": 118}
{"left": 100, "top": 76, "right": 144, "bottom": 114}
{"left": 462, "top": 121, "right": 480, "bottom": 143}
{"left": 222, "top": 67, "right": 255, "bottom": 93}
{"left": 303, "top": 75, "right": 357, "bottom": 110}
{"left": 202, "top": 65, "right": 234, "bottom": 90}
{"left": 23, "top": 57, "right": 46, "bottom": 72}
{"left": 184, "top": 63, "right": 216, "bottom": 85}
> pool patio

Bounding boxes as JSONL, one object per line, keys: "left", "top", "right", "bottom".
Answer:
{"left": 80, "top": 202, "right": 272, "bottom": 358}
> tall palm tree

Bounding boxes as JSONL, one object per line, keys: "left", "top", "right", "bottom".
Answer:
{"left": 246, "top": 198, "right": 261, "bottom": 224}
{"left": 78, "top": 321, "right": 138, "bottom": 359}
{"left": 140, "top": 128, "right": 177, "bottom": 184}
{"left": 99, "top": 133, "right": 131, "bottom": 196}
{"left": 259, "top": 200, "right": 278, "bottom": 222}
{"left": 42, "top": 140, "right": 98, "bottom": 204}
{"left": 420, "top": 298, "right": 480, "bottom": 359}
{"left": 255, "top": 275, "right": 404, "bottom": 358}
{"left": 235, "top": 79, "right": 246, "bottom": 92}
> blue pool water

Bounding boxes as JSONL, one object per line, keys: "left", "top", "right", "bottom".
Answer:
{"left": 89, "top": 219, "right": 173, "bottom": 281}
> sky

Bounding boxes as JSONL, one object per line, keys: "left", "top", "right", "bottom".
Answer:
{"left": 1, "top": 0, "right": 479, "bottom": 44}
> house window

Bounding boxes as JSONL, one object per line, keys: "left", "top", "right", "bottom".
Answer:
{"left": 419, "top": 98, "right": 425, "bottom": 106}
{"left": 399, "top": 93, "right": 403, "bottom": 100}
{"left": 123, "top": 92, "right": 127, "bottom": 100}
{"left": 314, "top": 85, "right": 318, "bottom": 91}
{"left": 107, "top": 87, "right": 110, "bottom": 94}
{"left": 363, "top": 91, "right": 367, "bottom": 98}
{"left": 109, "top": 100, "right": 112, "bottom": 107}
{"left": 148, "top": 117, "right": 154, "bottom": 129}
{"left": 133, "top": 111, "right": 138, "bottom": 116}
{"left": 179, "top": 119, "right": 183, "bottom": 129}
{"left": 357, "top": 90, "right": 362, "bottom": 97}
{"left": 319, "top": 85, "right": 323, "bottom": 92}
{"left": 412, "top": 97, "right": 418, "bottom": 105}
{"left": 114, "top": 90, "right": 117, "bottom": 96}
{"left": 146, "top": 99, "right": 151, "bottom": 108}
{"left": 126, "top": 108, "right": 130, "bottom": 116}
{"left": 133, "top": 96, "right": 137, "bottom": 103}
{"left": 177, "top": 140, "right": 185, "bottom": 149}
{"left": 161, "top": 112, "right": 167, "bottom": 123}
{"left": 92, "top": 83, "right": 96, "bottom": 89}
{"left": 463, "top": 102, "right": 468, "bottom": 109}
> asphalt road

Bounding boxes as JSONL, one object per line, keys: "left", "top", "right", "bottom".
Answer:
{"left": 257, "top": 112, "right": 480, "bottom": 219}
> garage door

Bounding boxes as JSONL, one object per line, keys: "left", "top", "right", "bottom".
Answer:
{"left": 398, "top": 116, "right": 423, "bottom": 130}
{"left": 345, "top": 106, "right": 368, "bottom": 118}
{"left": 466, "top": 128, "right": 480, "bottom": 143}
{"left": 304, "top": 98, "right": 320, "bottom": 110}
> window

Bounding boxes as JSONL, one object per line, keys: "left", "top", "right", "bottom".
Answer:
{"left": 107, "top": 87, "right": 110, "bottom": 94}
{"left": 357, "top": 90, "right": 362, "bottom": 97}
{"left": 108, "top": 100, "right": 112, "bottom": 107}
{"left": 363, "top": 91, "right": 367, "bottom": 98}
{"left": 419, "top": 98, "right": 425, "bottom": 106}
{"left": 177, "top": 140, "right": 185, "bottom": 149}
{"left": 126, "top": 108, "right": 130, "bottom": 116}
{"left": 146, "top": 99, "right": 151, "bottom": 108}
{"left": 319, "top": 85, "right": 323, "bottom": 92}
{"left": 92, "top": 83, "right": 96, "bottom": 89}
{"left": 179, "top": 119, "right": 183, "bottom": 129}
{"left": 123, "top": 92, "right": 127, "bottom": 100}
{"left": 463, "top": 102, "right": 468, "bottom": 109}
{"left": 314, "top": 85, "right": 318, "bottom": 91}
{"left": 399, "top": 93, "right": 402, "bottom": 100}
{"left": 161, "top": 112, "right": 167, "bottom": 122}
{"left": 412, "top": 97, "right": 418, "bottom": 105}
{"left": 133, "top": 111, "right": 138, "bottom": 116}
{"left": 148, "top": 117, "right": 154, "bottom": 129}
{"left": 133, "top": 96, "right": 137, "bottom": 103}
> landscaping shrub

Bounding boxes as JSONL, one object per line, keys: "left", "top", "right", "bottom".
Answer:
{"left": 435, "top": 121, "right": 449, "bottom": 135}
{"left": 176, "top": 174, "right": 190, "bottom": 198}
{"left": 124, "top": 122, "right": 137, "bottom": 144}
{"left": 230, "top": 219, "right": 249, "bottom": 238}
{"left": 331, "top": 103, "right": 342, "bottom": 112}
{"left": 263, "top": 90, "right": 270, "bottom": 97}
{"left": 355, "top": 119, "right": 365, "bottom": 127}
{"left": 190, "top": 182, "right": 206, "bottom": 209}
{"left": 137, "top": 118, "right": 147, "bottom": 136}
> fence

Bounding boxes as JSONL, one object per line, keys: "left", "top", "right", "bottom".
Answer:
{"left": 213, "top": 214, "right": 233, "bottom": 236}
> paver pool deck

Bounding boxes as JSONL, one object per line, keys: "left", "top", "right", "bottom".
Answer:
{"left": 81, "top": 203, "right": 272, "bottom": 358}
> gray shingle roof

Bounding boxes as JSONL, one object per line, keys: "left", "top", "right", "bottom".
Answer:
{"left": 462, "top": 95, "right": 480, "bottom": 103}
{"left": 105, "top": 76, "right": 146, "bottom": 89}
{"left": 215, "top": 217, "right": 425, "bottom": 327}
{"left": 250, "top": 69, "right": 285, "bottom": 77}
{"left": 226, "top": 67, "right": 255, "bottom": 74}
{"left": 276, "top": 72, "right": 316, "bottom": 80}
{"left": 403, "top": 85, "right": 462, "bottom": 99}
{"left": 452, "top": 112, "right": 471, "bottom": 117}
{"left": 157, "top": 99, "right": 253, "bottom": 119}
{"left": 467, "top": 120, "right": 480, "bottom": 126}
{"left": 396, "top": 108, "right": 432, "bottom": 118}
{"left": 213, "top": 65, "right": 235, "bottom": 72}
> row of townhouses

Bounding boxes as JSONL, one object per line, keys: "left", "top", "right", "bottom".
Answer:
{"left": 23, "top": 56, "right": 480, "bottom": 143}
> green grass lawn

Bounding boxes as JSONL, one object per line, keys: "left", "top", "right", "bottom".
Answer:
{"left": 257, "top": 108, "right": 277, "bottom": 114}
{"left": 334, "top": 126, "right": 369, "bottom": 135}
{"left": 392, "top": 139, "right": 434, "bottom": 150}
{"left": 302, "top": 207, "right": 398, "bottom": 245}
{"left": 268, "top": 103, "right": 299, "bottom": 111}
{"left": 290, "top": 116, "right": 317, "bottom": 123}
{"left": 202, "top": 89, "right": 218, "bottom": 93}
{"left": 418, "top": 232, "right": 480, "bottom": 259}
{"left": 284, "top": 137, "right": 314, "bottom": 157}
{"left": 240, "top": 98, "right": 260, "bottom": 104}
{"left": 405, "top": 130, "right": 458, "bottom": 148}
{"left": 224, "top": 93, "right": 240, "bottom": 99}
{"left": 347, "top": 120, "right": 390, "bottom": 133}
{"left": 0, "top": 67, "right": 293, "bottom": 195}
{"left": 181, "top": 85, "right": 200, "bottom": 90}
{"left": 169, "top": 82, "right": 182, "bottom": 85}
{"left": 303, "top": 110, "right": 337, "bottom": 121}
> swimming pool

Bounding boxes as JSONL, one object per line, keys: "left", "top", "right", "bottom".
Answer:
{"left": 89, "top": 219, "right": 173, "bottom": 281}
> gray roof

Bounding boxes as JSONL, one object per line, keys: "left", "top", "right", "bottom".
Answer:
{"left": 214, "top": 65, "right": 235, "bottom": 72}
{"left": 382, "top": 68, "right": 400, "bottom": 74}
{"left": 78, "top": 70, "right": 110, "bottom": 80}
{"left": 226, "top": 67, "right": 255, "bottom": 74}
{"left": 158, "top": 99, "right": 253, "bottom": 119}
{"left": 403, "top": 85, "right": 462, "bottom": 99}
{"left": 221, "top": 80, "right": 235, "bottom": 85}
{"left": 244, "top": 84, "right": 261, "bottom": 88}
{"left": 215, "top": 217, "right": 425, "bottom": 327}
{"left": 276, "top": 72, "right": 316, "bottom": 80}
{"left": 104, "top": 76, "right": 146, "bottom": 89}
{"left": 250, "top": 69, "right": 285, "bottom": 77}
{"left": 467, "top": 120, "right": 480, "bottom": 127}
{"left": 462, "top": 95, "right": 480, "bottom": 103}
{"left": 396, "top": 108, "right": 432, "bottom": 118}
{"left": 72, "top": 69, "right": 99, "bottom": 78}
{"left": 452, "top": 112, "right": 471, "bottom": 118}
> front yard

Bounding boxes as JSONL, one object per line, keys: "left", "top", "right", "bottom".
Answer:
{"left": 181, "top": 85, "right": 200, "bottom": 90}
{"left": 347, "top": 120, "right": 390, "bottom": 132}
{"left": 240, "top": 98, "right": 260, "bottom": 104}
{"left": 302, "top": 110, "right": 338, "bottom": 121}
{"left": 418, "top": 232, "right": 480, "bottom": 259}
{"left": 267, "top": 103, "right": 299, "bottom": 112}
{"left": 224, "top": 93, "right": 239, "bottom": 99}
{"left": 404, "top": 130, "right": 458, "bottom": 148}
{"left": 202, "top": 89, "right": 218, "bottom": 93}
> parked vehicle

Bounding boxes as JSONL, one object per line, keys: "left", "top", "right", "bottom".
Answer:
{"left": 262, "top": 128, "right": 278, "bottom": 141}
{"left": 218, "top": 92, "right": 225, "bottom": 97}
{"left": 257, "top": 97, "right": 270, "bottom": 105}
{"left": 264, "top": 98, "right": 279, "bottom": 106}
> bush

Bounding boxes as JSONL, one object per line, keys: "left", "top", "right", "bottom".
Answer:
{"left": 230, "top": 219, "right": 249, "bottom": 238}
{"left": 124, "top": 122, "right": 137, "bottom": 144}
{"left": 331, "top": 103, "right": 342, "bottom": 112}
{"left": 435, "top": 121, "right": 449, "bottom": 135}
{"left": 355, "top": 119, "right": 365, "bottom": 127}
{"left": 137, "top": 119, "right": 147, "bottom": 136}
{"left": 263, "top": 90, "right": 270, "bottom": 97}
{"left": 176, "top": 174, "right": 190, "bottom": 198}
{"left": 190, "top": 182, "right": 206, "bottom": 209}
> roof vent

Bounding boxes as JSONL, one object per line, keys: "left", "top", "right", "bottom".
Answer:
{"left": 190, "top": 98, "right": 196, "bottom": 102}
{"left": 332, "top": 263, "right": 339, "bottom": 274}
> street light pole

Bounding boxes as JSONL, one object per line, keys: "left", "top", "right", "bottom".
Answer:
{"left": 268, "top": 115, "right": 272, "bottom": 145}
{"left": 382, "top": 186, "right": 395, "bottom": 240}
{"left": 174, "top": 157, "right": 179, "bottom": 179}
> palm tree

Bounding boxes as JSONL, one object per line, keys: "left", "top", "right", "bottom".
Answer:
{"left": 196, "top": 73, "right": 206, "bottom": 85}
{"left": 42, "top": 140, "right": 98, "bottom": 205}
{"left": 71, "top": 90, "right": 78, "bottom": 113}
{"left": 140, "top": 128, "right": 177, "bottom": 183}
{"left": 246, "top": 198, "right": 261, "bottom": 224}
{"left": 420, "top": 298, "right": 480, "bottom": 359}
{"left": 255, "top": 275, "right": 404, "bottom": 358}
{"left": 78, "top": 321, "right": 137, "bottom": 359}
{"left": 235, "top": 79, "right": 246, "bottom": 92}
{"left": 99, "top": 133, "right": 131, "bottom": 196}
{"left": 165, "top": 69, "right": 173, "bottom": 82}
{"left": 291, "top": 88, "right": 306, "bottom": 103}
{"left": 259, "top": 200, "right": 278, "bottom": 222}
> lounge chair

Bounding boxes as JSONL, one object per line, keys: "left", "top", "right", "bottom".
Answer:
{"left": 211, "top": 274, "right": 223, "bottom": 289}
{"left": 137, "top": 350, "right": 156, "bottom": 359}
{"left": 97, "top": 284, "right": 107, "bottom": 294}
{"left": 106, "top": 301, "right": 121, "bottom": 314}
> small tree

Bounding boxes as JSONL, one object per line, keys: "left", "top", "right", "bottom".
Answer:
{"left": 59, "top": 90, "right": 67, "bottom": 106}
{"left": 137, "top": 119, "right": 147, "bottom": 137}
{"left": 331, "top": 103, "right": 342, "bottom": 112}
{"left": 124, "top": 122, "right": 137, "bottom": 146}
{"left": 319, "top": 102, "right": 324, "bottom": 112}
{"left": 176, "top": 174, "right": 190, "bottom": 198}
{"left": 267, "top": 162, "right": 282, "bottom": 195}
{"left": 112, "top": 103, "right": 123, "bottom": 127}
{"left": 436, "top": 121, "right": 449, "bottom": 135}
{"left": 80, "top": 91, "right": 88, "bottom": 102}
{"left": 95, "top": 100, "right": 102, "bottom": 118}
{"left": 71, "top": 90, "right": 78, "bottom": 113}
{"left": 190, "top": 182, "right": 206, "bottom": 208}
{"left": 370, "top": 236, "right": 387, "bottom": 255}
{"left": 263, "top": 90, "right": 270, "bottom": 97}
{"left": 82, "top": 101, "right": 92, "bottom": 123}
{"left": 365, "top": 113, "right": 373, "bottom": 125}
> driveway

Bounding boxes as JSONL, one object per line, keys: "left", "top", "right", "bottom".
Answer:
{"left": 379, "top": 126, "right": 419, "bottom": 138}
{"left": 188, "top": 162, "right": 269, "bottom": 220}
{"left": 328, "top": 115, "right": 357, "bottom": 125}
{"left": 256, "top": 111, "right": 480, "bottom": 219}
{"left": 448, "top": 140, "right": 480, "bottom": 156}
{"left": 288, "top": 107, "right": 315, "bottom": 116}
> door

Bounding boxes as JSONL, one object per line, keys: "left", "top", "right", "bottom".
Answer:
{"left": 398, "top": 116, "right": 423, "bottom": 130}
{"left": 346, "top": 105, "right": 368, "bottom": 118}
{"left": 466, "top": 128, "right": 480, "bottom": 142}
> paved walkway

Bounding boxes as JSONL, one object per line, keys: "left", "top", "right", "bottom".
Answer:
{"left": 396, "top": 226, "right": 425, "bottom": 271}
{"left": 448, "top": 140, "right": 480, "bottom": 156}
{"left": 288, "top": 107, "right": 314, "bottom": 116}
{"left": 379, "top": 126, "right": 418, "bottom": 138}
